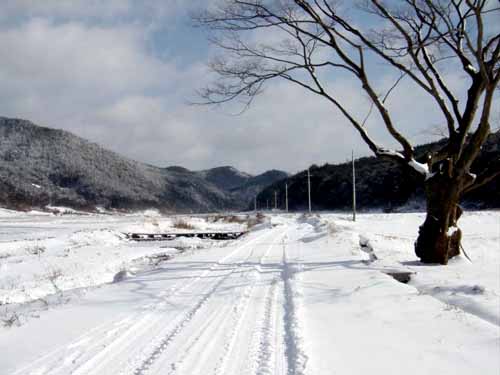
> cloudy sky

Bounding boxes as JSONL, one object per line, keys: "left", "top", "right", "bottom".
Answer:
{"left": 0, "top": 1, "right": 497, "bottom": 175}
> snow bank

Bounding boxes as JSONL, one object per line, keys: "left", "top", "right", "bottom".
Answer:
{"left": 0, "top": 227, "right": 177, "bottom": 305}
{"left": 328, "top": 211, "right": 500, "bottom": 328}
{"left": 0, "top": 208, "right": 21, "bottom": 217}
{"left": 283, "top": 211, "right": 499, "bottom": 374}
{"left": 250, "top": 221, "right": 273, "bottom": 232}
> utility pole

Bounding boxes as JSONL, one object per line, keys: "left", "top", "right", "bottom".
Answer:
{"left": 266, "top": 199, "right": 269, "bottom": 210}
{"left": 352, "top": 150, "right": 357, "bottom": 222}
{"left": 285, "top": 182, "right": 288, "bottom": 213}
{"left": 274, "top": 191, "right": 277, "bottom": 210}
{"left": 307, "top": 168, "right": 312, "bottom": 213}
{"left": 254, "top": 196, "right": 257, "bottom": 212}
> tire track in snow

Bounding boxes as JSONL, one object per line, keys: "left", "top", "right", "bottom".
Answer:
{"left": 275, "top": 286, "right": 287, "bottom": 375}
{"left": 92, "top": 230, "right": 275, "bottom": 375}
{"left": 211, "top": 268, "right": 260, "bottom": 375}
{"left": 241, "top": 229, "right": 289, "bottom": 375}
{"left": 164, "top": 296, "right": 235, "bottom": 375}
{"left": 130, "top": 229, "right": 279, "bottom": 375}
{"left": 13, "top": 230, "right": 272, "bottom": 375}
{"left": 282, "top": 235, "right": 308, "bottom": 375}
{"left": 213, "top": 229, "right": 289, "bottom": 375}
{"left": 248, "top": 278, "right": 280, "bottom": 375}
{"left": 11, "top": 315, "right": 138, "bottom": 375}
{"left": 19, "top": 272, "right": 205, "bottom": 375}
{"left": 131, "top": 269, "right": 235, "bottom": 375}
{"left": 149, "top": 227, "right": 287, "bottom": 375}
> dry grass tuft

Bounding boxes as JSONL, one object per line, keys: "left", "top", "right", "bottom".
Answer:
{"left": 245, "top": 212, "right": 266, "bottom": 229}
{"left": 2, "top": 313, "right": 20, "bottom": 328}
{"left": 223, "top": 215, "right": 248, "bottom": 224}
{"left": 173, "top": 219, "right": 196, "bottom": 230}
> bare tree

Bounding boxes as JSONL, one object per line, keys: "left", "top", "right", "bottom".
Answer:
{"left": 194, "top": 0, "right": 500, "bottom": 264}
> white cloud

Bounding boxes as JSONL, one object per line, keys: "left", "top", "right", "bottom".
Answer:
{"left": 0, "top": 19, "right": 175, "bottom": 93}
{"left": 0, "top": 18, "right": 180, "bottom": 139}
{"left": 0, "top": 2, "right": 496, "bottom": 176}
{"left": 0, "top": 0, "right": 171, "bottom": 24}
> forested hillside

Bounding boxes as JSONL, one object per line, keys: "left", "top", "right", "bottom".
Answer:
{"left": 257, "top": 131, "right": 500, "bottom": 211}
{"left": 0, "top": 117, "right": 286, "bottom": 212}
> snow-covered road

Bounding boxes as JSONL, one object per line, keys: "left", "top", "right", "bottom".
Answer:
{"left": 1, "top": 211, "right": 499, "bottom": 374}
{"left": 3, "top": 223, "right": 296, "bottom": 375}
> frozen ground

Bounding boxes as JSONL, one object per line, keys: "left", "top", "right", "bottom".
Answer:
{"left": 0, "top": 209, "right": 498, "bottom": 374}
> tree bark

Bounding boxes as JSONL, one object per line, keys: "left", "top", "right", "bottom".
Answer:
{"left": 415, "top": 164, "right": 464, "bottom": 264}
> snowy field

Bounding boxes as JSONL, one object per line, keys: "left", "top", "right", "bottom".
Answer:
{"left": 0, "top": 209, "right": 498, "bottom": 374}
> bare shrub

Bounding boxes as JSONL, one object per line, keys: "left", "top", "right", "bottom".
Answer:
{"left": 327, "top": 222, "right": 341, "bottom": 236}
{"left": 2, "top": 312, "right": 20, "bottom": 328}
{"left": 173, "top": 219, "right": 195, "bottom": 230}
{"left": 223, "top": 215, "right": 248, "bottom": 224}
{"left": 207, "top": 214, "right": 223, "bottom": 223}
{"left": 46, "top": 268, "right": 63, "bottom": 293}
{"left": 246, "top": 212, "right": 265, "bottom": 229}
{"left": 207, "top": 213, "right": 263, "bottom": 229}
{"left": 25, "top": 244, "right": 46, "bottom": 259}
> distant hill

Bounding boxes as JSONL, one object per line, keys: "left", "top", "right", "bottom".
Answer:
{"left": 167, "top": 165, "right": 288, "bottom": 207}
{"left": 198, "top": 166, "right": 252, "bottom": 190}
{"left": 257, "top": 131, "right": 500, "bottom": 211}
{"left": 228, "top": 169, "right": 289, "bottom": 205}
{"left": 0, "top": 117, "right": 286, "bottom": 212}
{"left": 197, "top": 166, "right": 288, "bottom": 205}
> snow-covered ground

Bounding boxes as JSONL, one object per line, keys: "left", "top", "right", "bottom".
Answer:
{"left": 0, "top": 209, "right": 498, "bottom": 374}
{"left": 0, "top": 209, "right": 247, "bottom": 306}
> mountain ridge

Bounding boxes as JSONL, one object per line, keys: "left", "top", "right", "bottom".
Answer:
{"left": 0, "top": 116, "right": 286, "bottom": 212}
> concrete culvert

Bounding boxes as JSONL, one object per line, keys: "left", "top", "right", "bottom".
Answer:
{"left": 113, "top": 269, "right": 135, "bottom": 283}
{"left": 384, "top": 270, "right": 415, "bottom": 284}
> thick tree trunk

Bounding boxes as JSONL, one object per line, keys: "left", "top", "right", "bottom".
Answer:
{"left": 414, "top": 172, "right": 463, "bottom": 265}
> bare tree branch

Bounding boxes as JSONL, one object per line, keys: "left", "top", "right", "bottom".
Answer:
{"left": 194, "top": 0, "right": 500, "bottom": 179}
{"left": 463, "top": 158, "right": 500, "bottom": 194}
